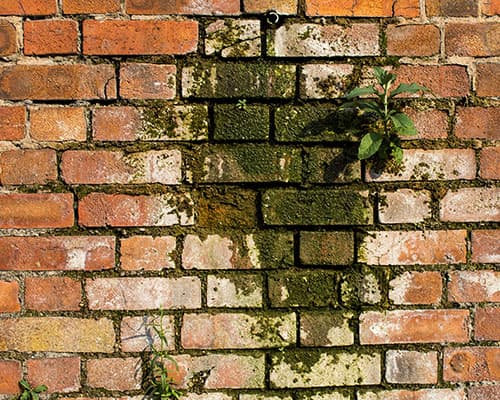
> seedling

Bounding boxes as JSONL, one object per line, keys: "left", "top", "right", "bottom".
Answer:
{"left": 18, "top": 380, "right": 47, "bottom": 400}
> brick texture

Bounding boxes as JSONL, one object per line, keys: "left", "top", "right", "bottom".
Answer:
{"left": 24, "top": 20, "right": 78, "bottom": 55}
{"left": 0, "top": 149, "right": 57, "bottom": 185}
{"left": 26, "top": 357, "right": 80, "bottom": 393}
{"left": 0, "top": 281, "right": 20, "bottom": 312}
{"left": 30, "top": 106, "right": 87, "bottom": 142}
{"left": 0, "top": 21, "right": 17, "bottom": 56}
{"left": 25, "top": 277, "right": 81, "bottom": 311}
{"left": 0, "top": 106, "right": 25, "bottom": 140}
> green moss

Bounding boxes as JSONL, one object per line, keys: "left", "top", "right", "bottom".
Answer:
{"left": 214, "top": 104, "right": 270, "bottom": 141}
{"left": 252, "top": 231, "right": 294, "bottom": 269}
{"left": 305, "top": 147, "right": 361, "bottom": 184}
{"left": 273, "top": 350, "right": 325, "bottom": 375}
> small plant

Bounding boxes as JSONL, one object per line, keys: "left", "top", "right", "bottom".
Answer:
{"left": 18, "top": 380, "right": 47, "bottom": 400}
{"left": 341, "top": 67, "right": 428, "bottom": 166}
{"left": 236, "top": 99, "right": 247, "bottom": 110}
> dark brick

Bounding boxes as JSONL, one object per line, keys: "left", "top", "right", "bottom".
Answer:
{"left": 300, "top": 231, "right": 354, "bottom": 265}
{"left": 214, "top": 104, "right": 269, "bottom": 141}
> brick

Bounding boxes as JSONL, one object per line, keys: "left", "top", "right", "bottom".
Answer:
{"left": 25, "top": 277, "right": 81, "bottom": 311}
{"left": 359, "top": 230, "right": 467, "bottom": 265}
{"left": 472, "top": 230, "right": 500, "bottom": 263}
{"left": 0, "top": 0, "right": 56, "bottom": 15}
{"left": 386, "top": 351, "right": 437, "bottom": 384}
{"left": 0, "top": 236, "right": 115, "bottom": 271}
{"left": 468, "top": 386, "right": 500, "bottom": 400}
{"left": 387, "top": 24, "right": 440, "bottom": 56}
{"left": 341, "top": 271, "right": 382, "bottom": 306}
{"left": 444, "top": 347, "right": 500, "bottom": 382}
{"left": 244, "top": 0, "right": 297, "bottom": 14}
{"left": 389, "top": 271, "right": 442, "bottom": 305}
{"left": 87, "top": 358, "right": 141, "bottom": 391}
{"left": 121, "top": 314, "right": 175, "bottom": 352}
{"left": 83, "top": 20, "right": 198, "bottom": 55}
{"left": 455, "top": 107, "right": 500, "bottom": 139}
{"left": 306, "top": 0, "right": 419, "bottom": 17}
{"left": 26, "top": 357, "right": 80, "bottom": 393}
{"left": 120, "top": 236, "right": 176, "bottom": 271}
{"left": 0, "top": 193, "right": 74, "bottom": 229}
{"left": 63, "top": 0, "right": 121, "bottom": 14}
{"left": 184, "top": 395, "right": 233, "bottom": 400}
{"left": 242, "top": 396, "right": 293, "bottom": 400}
{"left": 214, "top": 104, "right": 269, "bottom": 140}
{"left": 79, "top": 193, "right": 194, "bottom": 227}
{"left": 270, "top": 351, "right": 380, "bottom": 387}
{"left": 182, "top": 313, "right": 295, "bottom": 349}
{"left": 300, "top": 231, "right": 354, "bottom": 265}
{"left": 483, "top": 0, "right": 500, "bottom": 15}
{"left": 269, "top": 23, "right": 379, "bottom": 57}
{"left": 446, "top": 23, "right": 500, "bottom": 57}
{"left": 475, "top": 307, "right": 500, "bottom": 341}
{"left": 0, "top": 65, "right": 116, "bottom": 100}
{"left": 0, "top": 280, "right": 20, "bottom": 312}
{"left": 120, "top": 63, "right": 176, "bottom": 100}
{"left": 480, "top": 147, "right": 500, "bottom": 179}
{"left": 358, "top": 389, "right": 465, "bottom": 400}
{"left": 360, "top": 310, "right": 469, "bottom": 344}
{"left": 126, "top": 0, "right": 240, "bottom": 15}
{"left": 207, "top": 274, "right": 262, "bottom": 307}
{"left": 440, "top": 188, "right": 500, "bottom": 222}
{"left": 24, "top": 20, "right": 78, "bottom": 55}
{"left": 92, "top": 106, "right": 141, "bottom": 141}
{"left": 87, "top": 277, "right": 201, "bottom": 310}
{"left": 0, "top": 317, "right": 115, "bottom": 352}
{"left": 0, "top": 106, "right": 25, "bottom": 140}
{"left": 448, "top": 270, "right": 500, "bottom": 302}
{"left": 476, "top": 63, "right": 500, "bottom": 96}
{"left": 300, "top": 64, "right": 354, "bottom": 99}
{"left": 427, "top": 0, "right": 478, "bottom": 16}
{"left": 0, "top": 21, "right": 17, "bottom": 56}
{"left": 0, "top": 149, "right": 57, "bottom": 185}
{"left": 305, "top": 147, "right": 361, "bottom": 183}
{"left": 404, "top": 108, "right": 449, "bottom": 139}
{"left": 379, "top": 189, "right": 431, "bottom": 224}
{"left": 263, "top": 189, "right": 372, "bottom": 225}
{"left": 0, "top": 360, "right": 21, "bottom": 394}
{"left": 183, "top": 63, "right": 295, "bottom": 98}
{"left": 206, "top": 19, "right": 260, "bottom": 57}
{"left": 30, "top": 106, "right": 86, "bottom": 142}
{"left": 300, "top": 312, "right": 354, "bottom": 347}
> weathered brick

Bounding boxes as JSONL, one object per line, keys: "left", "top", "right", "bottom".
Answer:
{"left": 62, "top": 0, "right": 121, "bottom": 14}
{"left": 86, "top": 277, "right": 201, "bottom": 310}
{"left": 182, "top": 312, "right": 295, "bottom": 349}
{"left": 207, "top": 274, "right": 263, "bottom": 307}
{"left": 387, "top": 24, "right": 440, "bottom": 56}
{"left": 83, "top": 20, "right": 198, "bottom": 55}
{"left": 24, "top": 20, "right": 78, "bottom": 55}
{"left": 476, "top": 63, "right": 500, "bottom": 96}
{"left": 404, "top": 108, "right": 449, "bottom": 139}
{"left": 0, "top": 149, "right": 57, "bottom": 185}
{"left": 0, "top": 236, "right": 115, "bottom": 271}
{"left": 440, "top": 188, "right": 499, "bottom": 222}
{"left": 360, "top": 230, "right": 467, "bottom": 265}
{"left": 305, "top": 147, "right": 361, "bottom": 183}
{"left": 444, "top": 347, "right": 500, "bottom": 382}
{"left": 120, "top": 236, "right": 176, "bottom": 271}
{"left": 126, "top": 0, "right": 240, "bottom": 15}
{"left": 306, "top": 0, "right": 419, "bottom": 17}
{"left": 0, "top": 21, "right": 17, "bottom": 56}
{"left": 475, "top": 307, "right": 500, "bottom": 341}
{"left": 263, "top": 189, "right": 372, "bottom": 225}
{"left": 427, "top": 0, "right": 478, "bottom": 16}
{"left": 0, "top": 106, "right": 25, "bottom": 140}
{"left": 389, "top": 271, "right": 442, "bottom": 305}
{"left": 269, "top": 23, "right": 379, "bottom": 57}
{"left": 92, "top": 106, "right": 141, "bottom": 141}
{"left": 300, "top": 64, "right": 354, "bottom": 99}
{"left": 0, "top": 193, "right": 74, "bottom": 229}
{"left": 184, "top": 395, "right": 233, "bottom": 400}
{"left": 341, "top": 270, "right": 383, "bottom": 306}
{"left": 26, "top": 357, "right": 80, "bottom": 393}
{"left": 300, "top": 312, "right": 354, "bottom": 346}
{"left": 30, "top": 106, "right": 87, "bottom": 142}
{"left": 360, "top": 310, "right": 469, "bottom": 344}
{"left": 206, "top": 19, "right": 260, "bottom": 57}
{"left": 446, "top": 23, "right": 500, "bottom": 57}
{"left": 120, "top": 63, "right": 176, "bottom": 100}
{"left": 0, "top": 0, "right": 56, "bottom": 15}
{"left": 468, "top": 385, "right": 500, "bottom": 400}
{"left": 300, "top": 231, "right": 354, "bottom": 265}
{"left": 472, "top": 230, "right": 500, "bottom": 263}
{"left": 0, "top": 317, "right": 115, "bottom": 352}
{"left": 270, "top": 351, "right": 381, "bottom": 387}
{"left": 386, "top": 350, "right": 437, "bottom": 384}
{"left": 241, "top": 395, "right": 293, "bottom": 400}
{"left": 483, "top": 0, "right": 500, "bottom": 16}
{"left": 79, "top": 193, "right": 194, "bottom": 227}
{"left": 214, "top": 104, "right": 269, "bottom": 140}
{"left": 0, "top": 280, "right": 20, "bottom": 312}
{"left": 379, "top": 189, "right": 431, "bottom": 224}
{"left": 455, "top": 107, "right": 500, "bottom": 139}
{"left": 121, "top": 314, "right": 175, "bottom": 352}
{"left": 358, "top": 389, "right": 465, "bottom": 400}
{"left": 25, "top": 277, "right": 81, "bottom": 311}
{"left": 0, "top": 360, "right": 21, "bottom": 394}
{"left": 448, "top": 270, "right": 500, "bottom": 302}
{"left": 87, "top": 358, "right": 141, "bottom": 391}
{"left": 480, "top": 147, "right": 500, "bottom": 179}
{"left": 244, "top": 0, "right": 297, "bottom": 14}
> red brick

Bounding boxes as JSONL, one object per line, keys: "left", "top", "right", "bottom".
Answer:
{"left": 360, "top": 310, "right": 470, "bottom": 344}
{"left": 483, "top": 0, "right": 500, "bottom": 15}
{"left": 63, "top": 0, "right": 121, "bottom": 14}
{"left": 120, "top": 63, "right": 176, "bottom": 99}
{"left": 299, "top": 231, "right": 354, "bottom": 265}
{"left": 468, "top": 385, "right": 500, "bottom": 400}
{"left": 0, "top": 106, "right": 25, "bottom": 140}
{"left": 0, "top": 149, "right": 57, "bottom": 185}
{"left": 0, "top": 0, "right": 56, "bottom": 15}
{"left": 448, "top": 270, "right": 500, "bottom": 303}
{"left": 86, "top": 277, "right": 201, "bottom": 310}
{"left": 0, "top": 280, "right": 20, "bottom": 312}
{"left": 455, "top": 107, "right": 500, "bottom": 139}
{"left": 385, "top": 350, "right": 437, "bottom": 384}
{"left": 387, "top": 24, "right": 440, "bottom": 56}
{"left": 472, "top": 230, "right": 500, "bottom": 263}
{"left": 427, "top": 0, "right": 478, "bottom": 16}
{"left": 92, "top": 106, "right": 141, "bottom": 141}
{"left": 30, "top": 106, "right": 86, "bottom": 142}
{"left": 299, "top": 311, "right": 354, "bottom": 346}
{"left": 25, "top": 277, "right": 81, "bottom": 311}
{"left": 475, "top": 307, "right": 500, "bottom": 341}
{"left": 403, "top": 108, "right": 448, "bottom": 139}
{"left": 358, "top": 389, "right": 465, "bottom": 400}
{"left": 83, "top": 20, "right": 198, "bottom": 55}
{"left": 26, "top": 357, "right": 80, "bottom": 393}
{"left": 0, "top": 65, "right": 116, "bottom": 100}
{"left": 0, "top": 360, "right": 21, "bottom": 394}
{"left": 379, "top": 189, "right": 431, "bottom": 224}
{"left": 477, "top": 63, "right": 500, "bottom": 96}
{"left": 79, "top": 193, "right": 194, "bottom": 227}
{"left": 120, "top": 236, "right": 176, "bottom": 271}
{"left": 24, "top": 20, "right": 78, "bottom": 55}
{"left": 207, "top": 274, "right": 263, "bottom": 308}
{"left": 121, "top": 314, "right": 175, "bottom": 352}
{"left": 306, "top": 0, "right": 419, "bottom": 17}
{"left": 0, "top": 21, "right": 17, "bottom": 56}
{"left": 0, "top": 193, "right": 74, "bottom": 229}
{"left": 244, "top": 0, "right": 297, "bottom": 14}
{"left": 446, "top": 23, "right": 500, "bottom": 57}
{"left": 389, "top": 271, "right": 442, "bottom": 305}
{"left": 480, "top": 147, "right": 500, "bottom": 179}
{"left": 126, "top": 0, "right": 240, "bottom": 15}
{"left": 444, "top": 347, "right": 500, "bottom": 382}
{"left": 440, "top": 188, "right": 500, "bottom": 222}
{"left": 0, "top": 236, "right": 115, "bottom": 271}
{"left": 87, "top": 358, "right": 141, "bottom": 391}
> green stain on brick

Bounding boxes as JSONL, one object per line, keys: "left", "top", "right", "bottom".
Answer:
{"left": 252, "top": 231, "right": 294, "bottom": 269}
{"left": 305, "top": 147, "right": 361, "bottom": 183}
{"left": 214, "top": 104, "right": 269, "bottom": 141}
{"left": 300, "top": 231, "right": 354, "bottom": 265}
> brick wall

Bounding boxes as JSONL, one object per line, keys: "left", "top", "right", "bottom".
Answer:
{"left": 0, "top": 0, "right": 498, "bottom": 399}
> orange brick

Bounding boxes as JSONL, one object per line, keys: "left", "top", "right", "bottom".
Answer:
{"left": 306, "top": 0, "right": 419, "bottom": 17}
{"left": 389, "top": 271, "right": 442, "bottom": 305}
{"left": 121, "top": 314, "right": 175, "bottom": 352}
{"left": 0, "top": 106, "right": 25, "bottom": 140}
{"left": 482, "top": 0, "right": 500, "bottom": 15}
{"left": 427, "top": 0, "right": 478, "bottom": 16}
{"left": 440, "top": 188, "right": 500, "bottom": 222}
{"left": 0, "top": 149, "right": 57, "bottom": 185}
{"left": 30, "top": 106, "right": 87, "bottom": 142}
{"left": 24, "top": 20, "right": 78, "bottom": 55}
{"left": 455, "top": 107, "right": 500, "bottom": 139}
{"left": 63, "top": 0, "right": 121, "bottom": 14}
{"left": 446, "top": 23, "right": 500, "bottom": 57}
{"left": 468, "top": 385, "right": 500, "bottom": 400}
{"left": 92, "top": 106, "right": 141, "bottom": 141}
{"left": 120, "top": 63, "right": 176, "bottom": 99}
{"left": 480, "top": 147, "right": 500, "bottom": 179}
{"left": 472, "top": 230, "right": 500, "bottom": 263}
{"left": 477, "top": 63, "right": 500, "bottom": 97}
{"left": 387, "top": 24, "right": 440, "bottom": 56}
{"left": 444, "top": 347, "right": 500, "bottom": 382}
{"left": 120, "top": 236, "right": 176, "bottom": 270}
{"left": 244, "top": 0, "right": 297, "bottom": 14}
{"left": 0, "top": 0, "right": 57, "bottom": 15}
{"left": 86, "top": 358, "right": 141, "bottom": 391}
{"left": 475, "top": 307, "right": 500, "bottom": 341}
{"left": 0, "top": 21, "right": 17, "bottom": 56}
{"left": 126, "top": 0, "right": 240, "bottom": 15}
{"left": 0, "top": 360, "right": 21, "bottom": 394}
{"left": 26, "top": 357, "right": 80, "bottom": 393}
{"left": 25, "top": 277, "right": 81, "bottom": 311}
{"left": 0, "top": 280, "right": 20, "bottom": 312}
{"left": 358, "top": 389, "right": 465, "bottom": 400}
{"left": 448, "top": 270, "right": 500, "bottom": 303}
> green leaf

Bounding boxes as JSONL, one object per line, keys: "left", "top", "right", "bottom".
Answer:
{"left": 20, "top": 392, "right": 29, "bottom": 400}
{"left": 34, "top": 385, "right": 47, "bottom": 393}
{"left": 390, "top": 113, "right": 417, "bottom": 135}
{"left": 19, "top": 380, "right": 31, "bottom": 390}
{"left": 345, "top": 86, "right": 377, "bottom": 99}
{"left": 374, "top": 67, "right": 396, "bottom": 86}
{"left": 389, "top": 82, "right": 428, "bottom": 98}
{"left": 32, "top": 393, "right": 39, "bottom": 400}
{"left": 358, "top": 132, "right": 383, "bottom": 160}
{"left": 391, "top": 145, "right": 404, "bottom": 164}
